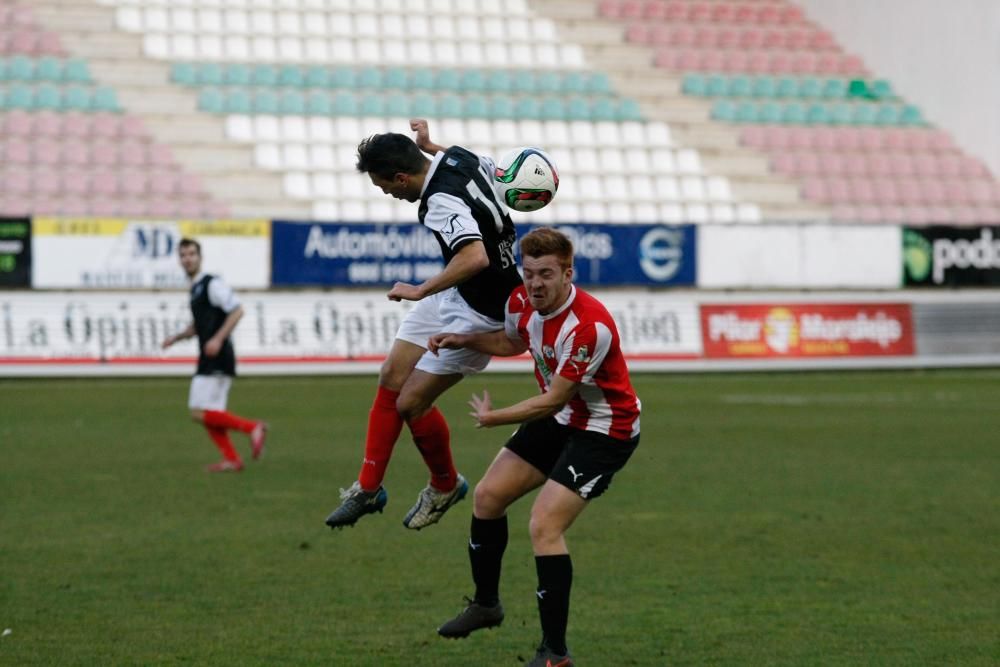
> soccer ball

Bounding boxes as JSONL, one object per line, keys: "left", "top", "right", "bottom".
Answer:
{"left": 493, "top": 147, "right": 559, "bottom": 212}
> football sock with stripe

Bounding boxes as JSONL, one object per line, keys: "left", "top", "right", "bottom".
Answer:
{"left": 357, "top": 386, "right": 404, "bottom": 492}
{"left": 534, "top": 554, "right": 572, "bottom": 656}
{"left": 469, "top": 515, "right": 508, "bottom": 607}
{"left": 408, "top": 407, "right": 457, "bottom": 492}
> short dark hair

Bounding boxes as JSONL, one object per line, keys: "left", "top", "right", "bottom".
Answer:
{"left": 179, "top": 238, "right": 201, "bottom": 255}
{"left": 520, "top": 228, "right": 573, "bottom": 270}
{"left": 356, "top": 133, "right": 426, "bottom": 181}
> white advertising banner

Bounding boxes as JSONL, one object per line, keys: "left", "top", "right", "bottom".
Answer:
{"left": 31, "top": 218, "right": 270, "bottom": 289}
{"left": 0, "top": 290, "right": 702, "bottom": 376}
{"left": 698, "top": 224, "right": 901, "bottom": 288}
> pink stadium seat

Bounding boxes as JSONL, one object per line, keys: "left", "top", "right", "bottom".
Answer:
{"left": 33, "top": 138, "right": 62, "bottom": 166}
{"left": 119, "top": 172, "right": 148, "bottom": 197}
{"left": 91, "top": 143, "right": 118, "bottom": 167}
{"left": 874, "top": 180, "right": 900, "bottom": 205}
{"left": 840, "top": 55, "right": 865, "bottom": 76}
{"left": 740, "top": 27, "right": 764, "bottom": 49}
{"left": 672, "top": 26, "right": 696, "bottom": 47}
{"left": 62, "top": 170, "right": 89, "bottom": 196}
{"left": 724, "top": 51, "right": 750, "bottom": 72}
{"left": 812, "top": 128, "right": 837, "bottom": 152}
{"left": 960, "top": 158, "right": 990, "bottom": 179}
{"left": 858, "top": 127, "right": 883, "bottom": 151}
{"left": 701, "top": 50, "right": 725, "bottom": 71}
{"left": 3, "top": 110, "right": 34, "bottom": 136}
{"left": 710, "top": 2, "right": 734, "bottom": 23}
{"left": 178, "top": 200, "right": 205, "bottom": 219}
{"left": 968, "top": 181, "right": 996, "bottom": 205}
{"left": 689, "top": 3, "right": 711, "bottom": 23}
{"left": 835, "top": 128, "right": 862, "bottom": 152}
{"left": 37, "top": 32, "right": 63, "bottom": 56}
{"left": 794, "top": 153, "right": 821, "bottom": 176}
{"left": 791, "top": 52, "right": 818, "bottom": 74}
{"left": 925, "top": 129, "right": 954, "bottom": 152}
{"left": 784, "top": 29, "right": 807, "bottom": 51}
{"left": 34, "top": 111, "right": 63, "bottom": 137}
{"left": 912, "top": 154, "right": 938, "bottom": 177}
{"left": 843, "top": 153, "right": 868, "bottom": 175}
{"left": 121, "top": 116, "right": 147, "bottom": 140}
{"left": 61, "top": 139, "right": 90, "bottom": 166}
{"left": 757, "top": 5, "right": 780, "bottom": 24}
{"left": 664, "top": 1, "right": 686, "bottom": 21}
{"left": 598, "top": 0, "right": 622, "bottom": 18}
{"left": 3, "top": 169, "right": 31, "bottom": 195}
{"left": 865, "top": 154, "right": 891, "bottom": 177}
{"left": 178, "top": 174, "right": 203, "bottom": 196}
{"left": 643, "top": 1, "right": 668, "bottom": 20}
{"left": 90, "top": 171, "right": 118, "bottom": 197}
{"left": 4, "top": 138, "right": 32, "bottom": 164}
{"left": 747, "top": 51, "right": 770, "bottom": 74}
{"left": 149, "top": 171, "right": 179, "bottom": 196}
{"left": 779, "top": 5, "right": 805, "bottom": 24}
{"left": 118, "top": 199, "right": 150, "bottom": 218}
{"left": 944, "top": 180, "right": 969, "bottom": 204}
{"left": 764, "top": 126, "right": 793, "bottom": 150}
{"left": 92, "top": 114, "right": 121, "bottom": 139}
{"left": 740, "top": 126, "right": 766, "bottom": 149}
{"left": 148, "top": 144, "right": 175, "bottom": 168}
{"left": 619, "top": 0, "right": 643, "bottom": 20}
{"left": 888, "top": 154, "right": 916, "bottom": 177}
{"left": 762, "top": 28, "right": 784, "bottom": 49}
{"left": 89, "top": 199, "right": 119, "bottom": 217}
{"left": 32, "top": 169, "right": 61, "bottom": 196}
{"left": 802, "top": 178, "right": 828, "bottom": 203}
{"left": 654, "top": 50, "right": 680, "bottom": 69}
{"left": 734, "top": 4, "right": 755, "bottom": 23}
{"left": 819, "top": 153, "right": 846, "bottom": 176}
{"left": 62, "top": 112, "right": 92, "bottom": 138}
{"left": 770, "top": 153, "right": 795, "bottom": 175}
{"left": 936, "top": 155, "right": 961, "bottom": 178}
{"left": 119, "top": 142, "right": 148, "bottom": 167}
{"left": 950, "top": 206, "right": 979, "bottom": 225}
{"left": 922, "top": 180, "right": 946, "bottom": 205}
{"left": 765, "top": 52, "right": 790, "bottom": 74}
{"left": 857, "top": 206, "right": 883, "bottom": 223}
{"left": 827, "top": 178, "right": 851, "bottom": 203}
{"left": 831, "top": 204, "right": 857, "bottom": 221}
{"left": 850, "top": 178, "right": 876, "bottom": 205}
{"left": 883, "top": 129, "right": 907, "bottom": 151}
{"left": 789, "top": 127, "right": 814, "bottom": 150}
{"left": 9, "top": 31, "right": 39, "bottom": 55}
{"left": 148, "top": 200, "right": 181, "bottom": 218}
{"left": 810, "top": 30, "right": 836, "bottom": 51}
{"left": 901, "top": 128, "right": 929, "bottom": 152}
{"left": 901, "top": 206, "right": 932, "bottom": 225}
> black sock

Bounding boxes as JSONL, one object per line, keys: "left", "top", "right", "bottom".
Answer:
{"left": 534, "top": 554, "right": 572, "bottom": 656}
{"left": 469, "top": 515, "right": 508, "bottom": 607}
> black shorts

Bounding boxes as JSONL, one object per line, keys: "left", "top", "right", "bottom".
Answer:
{"left": 503, "top": 417, "right": 639, "bottom": 500}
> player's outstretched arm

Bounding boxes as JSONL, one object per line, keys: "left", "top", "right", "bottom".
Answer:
{"left": 204, "top": 306, "right": 244, "bottom": 357}
{"left": 387, "top": 240, "right": 489, "bottom": 302}
{"left": 471, "top": 375, "right": 579, "bottom": 428}
{"left": 429, "top": 330, "right": 527, "bottom": 357}
{"left": 411, "top": 118, "right": 445, "bottom": 156}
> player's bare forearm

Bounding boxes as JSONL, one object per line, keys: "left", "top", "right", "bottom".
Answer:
{"left": 411, "top": 118, "right": 445, "bottom": 155}
{"left": 416, "top": 241, "right": 489, "bottom": 297}
{"left": 162, "top": 323, "right": 196, "bottom": 348}
{"left": 431, "top": 330, "right": 526, "bottom": 357}
{"left": 211, "top": 307, "right": 244, "bottom": 346}
{"left": 472, "top": 376, "right": 579, "bottom": 428}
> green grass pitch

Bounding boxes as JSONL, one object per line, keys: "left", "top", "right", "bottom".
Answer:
{"left": 1, "top": 370, "right": 998, "bottom": 666}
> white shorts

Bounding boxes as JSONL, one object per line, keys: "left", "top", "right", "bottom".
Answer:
{"left": 395, "top": 287, "right": 504, "bottom": 376}
{"left": 188, "top": 375, "right": 232, "bottom": 411}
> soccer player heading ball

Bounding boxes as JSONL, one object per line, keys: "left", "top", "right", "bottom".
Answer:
{"left": 324, "top": 120, "right": 522, "bottom": 530}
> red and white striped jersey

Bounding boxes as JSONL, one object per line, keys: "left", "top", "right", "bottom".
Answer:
{"left": 505, "top": 284, "right": 641, "bottom": 440}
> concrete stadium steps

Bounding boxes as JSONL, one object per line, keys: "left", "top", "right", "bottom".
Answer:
{"left": 28, "top": 0, "right": 308, "bottom": 219}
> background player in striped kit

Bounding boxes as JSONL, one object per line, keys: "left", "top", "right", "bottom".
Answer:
{"left": 429, "top": 228, "right": 641, "bottom": 667}
{"left": 161, "top": 238, "right": 267, "bottom": 473}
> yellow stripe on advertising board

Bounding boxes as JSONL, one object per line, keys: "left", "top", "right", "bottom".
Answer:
{"left": 33, "top": 217, "right": 129, "bottom": 236}
{"left": 179, "top": 220, "right": 269, "bottom": 237}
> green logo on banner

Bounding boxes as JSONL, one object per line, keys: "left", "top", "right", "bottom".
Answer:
{"left": 903, "top": 229, "right": 932, "bottom": 282}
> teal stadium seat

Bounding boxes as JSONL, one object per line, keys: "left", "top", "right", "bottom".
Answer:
{"left": 783, "top": 102, "right": 806, "bottom": 124}
{"left": 752, "top": 76, "right": 777, "bottom": 98}
{"left": 93, "top": 88, "right": 119, "bottom": 112}
{"left": 588, "top": 73, "right": 612, "bottom": 95}
{"left": 252, "top": 65, "right": 278, "bottom": 87}
{"left": 330, "top": 66, "right": 356, "bottom": 89}
{"left": 410, "top": 68, "right": 435, "bottom": 90}
{"left": 171, "top": 62, "right": 198, "bottom": 86}
{"left": 303, "top": 66, "right": 329, "bottom": 88}
{"left": 706, "top": 75, "right": 728, "bottom": 97}
{"left": 829, "top": 103, "right": 852, "bottom": 125}
{"left": 566, "top": 97, "right": 591, "bottom": 121}
{"left": 7, "top": 84, "right": 35, "bottom": 109}
{"left": 735, "top": 101, "right": 758, "bottom": 123}
{"left": 775, "top": 77, "right": 798, "bottom": 98}
{"left": 225, "top": 64, "right": 253, "bottom": 86}
{"left": 798, "top": 77, "right": 823, "bottom": 99}
{"left": 485, "top": 70, "right": 512, "bottom": 93}
{"left": 537, "top": 71, "right": 562, "bottom": 94}
{"left": 384, "top": 93, "right": 410, "bottom": 117}
{"left": 899, "top": 105, "right": 923, "bottom": 126}
{"left": 437, "top": 94, "right": 464, "bottom": 117}
{"left": 359, "top": 93, "right": 385, "bottom": 116}
{"left": 591, "top": 98, "right": 617, "bottom": 121}
{"left": 35, "top": 57, "right": 63, "bottom": 82}
{"left": 280, "top": 90, "right": 306, "bottom": 114}
{"left": 460, "top": 69, "right": 486, "bottom": 93}
{"left": 728, "top": 76, "right": 752, "bottom": 97}
{"left": 822, "top": 78, "right": 847, "bottom": 100}
{"left": 512, "top": 71, "right": 536, "bottom": 94}
{"left": 198, "top": 88, "right": 225, "bottom": 113}
{"left": 435, "top": 70, "right": 461, "bottom": 92}
{"left": 682, "top": 73, "right": 706, "bottom": 96}
{"left": 356, "top": 67, "right": 382, "bottom": 89}
{"left": 278, "top": 66, "right": 305, "bottom": 88}
{"left": 8, "top": 56, "right": 34, "bottom": 81}
{"left": 489, "top": 96, "right": 515, "bottom": 120}
{"left": 63, "top": 60, "right": 90, "bottom": 84}
{"left": 64, "top": 86, "right": 93, "bottom": 111}
{"left": 226, "top": 89, "right": 253, "bottom": 114}
{"left": 462, "top": 95, "right": 489, "bottom": 118}
{"left": 35, "top": 84, "right": 62, "bottom": 110}
{"left": 851, "top": 103, "right": 877, "bottom": 125}
{"left": 875, "top": 104, "right": 900, "bottom": 125}
{"left": 758, "top": 102, "right": 782, "bottom": 123}
{"left": 198, "top": 63, "right": 225, "bottom": 86}
{"left": 804, "top": 103, "right": 828, "bottom": 124}
{"left": 383, "top": 67, "right": 409, "bottom": 90}
{"left": 306, "top": 90, "right": 332, "bottom": 115}
{"left": 711, "top": 99, "right": 737, "bottom": 121}
{"left": 332, "top": 91, "right": 358, "bottom": 115}
{"left": 411, "top": 94, "right": 437, "bottom": 117}
{"left": 616, "top": 98, "right": 642, "bottom": 121}
{"left": 514, "top": 97, "right": 540, "bottom": 120}
{"left": 870, "top": 80, "right": 893, "bottom": 101}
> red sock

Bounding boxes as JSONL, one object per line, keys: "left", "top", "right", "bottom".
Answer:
{"left": 203, "top": 410, "right": 257, "bottom": 434}
{"left": 357, "top": 386, "right": 405, "bottom": 492}
{"left": 205, "top": 425, "right": 241, "bottom": 463}
{"left": 408, "top": 407, "right": 457, "bottom": 492}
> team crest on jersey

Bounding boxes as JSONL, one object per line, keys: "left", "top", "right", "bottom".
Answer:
{"left": 542, "top": 345, "right": 555, "bottom": 359}
{"left": 573, "top": 345, "right": 591, "bottom": 363}
{"left": 446, "top": 157, "right": 458, "bottom": 166}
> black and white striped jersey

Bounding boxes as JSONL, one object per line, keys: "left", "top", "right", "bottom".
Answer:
{"left": 418, "top": 145, "right": 522, "bottom": 322}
